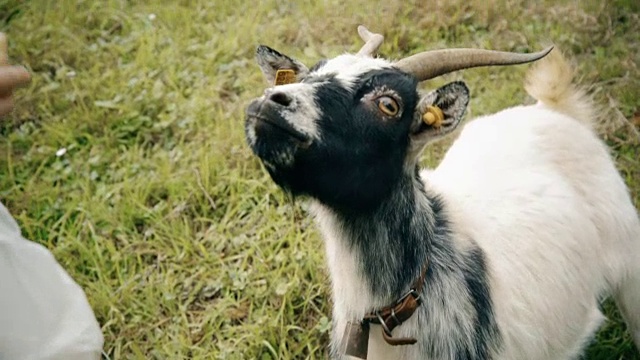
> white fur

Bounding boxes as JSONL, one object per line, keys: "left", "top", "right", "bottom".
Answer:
{"left": 315, "top": 54, "right": 392, "bottom": 90}
{"left": 266, "top": 82, "right": 324, "bottom": 140}
{"left": 263, "top": 55, "right": 392, "bottom": 142}
{"left": 309, "top": 202, "right": 375, "bottom": 347}
{"left": 312, "top": 51, "right": 640, "bottom": 359}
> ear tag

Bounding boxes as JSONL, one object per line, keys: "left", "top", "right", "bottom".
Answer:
{"left": 422, "top": 105, "right": 444, "bottom": 128}
{"left": 274, "top": 69, "right": 297, "bottom": 86}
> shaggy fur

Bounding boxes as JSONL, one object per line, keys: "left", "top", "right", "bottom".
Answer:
{"left": 245, "top": 44, "right": 640, "bottom": 359}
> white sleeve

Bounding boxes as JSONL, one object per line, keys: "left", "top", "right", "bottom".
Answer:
{"left": 0, "top": 203, "right": 104, "bottom": 360}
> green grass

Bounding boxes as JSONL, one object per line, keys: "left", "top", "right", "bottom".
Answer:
{"left": 0, "top": 0, "right": 638, "bottom": 359}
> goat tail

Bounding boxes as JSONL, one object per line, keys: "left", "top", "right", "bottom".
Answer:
{"left": 525, "top": 48, "right": 596, "bottom": 127}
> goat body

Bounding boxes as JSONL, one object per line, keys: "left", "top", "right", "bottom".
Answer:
{"left": 245, "top": 39, "right": 640, "bottom": 359}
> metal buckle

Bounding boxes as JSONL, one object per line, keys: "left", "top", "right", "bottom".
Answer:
{"left": 375, "top": 310, "right": 392, "bottom": 336}
{"left": 389, "top": 307, "right": 400, "bottom": 326}
{"left": 396, "top": 288, "right": 422, "bottom": 306}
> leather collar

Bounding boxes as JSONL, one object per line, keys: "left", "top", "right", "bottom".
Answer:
{"left": 362, "top": 261, "right": 428, "bottom": 345}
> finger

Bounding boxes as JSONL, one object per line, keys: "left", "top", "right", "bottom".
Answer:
{"left": 0, "top": 96, "right": 15, "bottom": 117}
{"left": 0, "top": 66, "right": 31, "bottom": 95}
{"left": 0, "top": 33, "right": 7, "bottom": 65}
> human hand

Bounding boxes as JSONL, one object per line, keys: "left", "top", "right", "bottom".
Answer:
{"left": 0, "top": 32, "right": 31, "bottom": 117}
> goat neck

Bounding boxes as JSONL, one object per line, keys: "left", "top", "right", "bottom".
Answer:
{"left": 311, "top": 167, "right": 442, "bottom": 302}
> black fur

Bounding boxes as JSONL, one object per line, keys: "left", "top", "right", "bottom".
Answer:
{"left": 336, "top": 171, "right": 429, "bottom": 299}
{"left": 461, "top": 247, "right": 501, "bottom": 360}
{"left": 329, "top": 166, "right": 500, "bottom": 358}
{"left": 309, "top": 59, "right": 328, "bottom": 72}
{"left": 246, "top": 59, "right": 501, "bottom": 358}
{"left": 270, "top": 69, "right": 418, "bottom": 212}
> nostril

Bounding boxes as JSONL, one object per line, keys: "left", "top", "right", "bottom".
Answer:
{"left": 269, "top": 92, "right": 292, "bottom": 107}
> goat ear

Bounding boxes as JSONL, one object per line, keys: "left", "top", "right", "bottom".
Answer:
{"left": 408, "top": 81, "right": 469, "bottom": 155}
{"left": 256, "top": 45, "right": 309, "bottom": 86}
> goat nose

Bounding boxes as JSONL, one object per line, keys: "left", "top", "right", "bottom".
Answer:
{"left": 268, "top": 91, "right": 292, "bottom": 107}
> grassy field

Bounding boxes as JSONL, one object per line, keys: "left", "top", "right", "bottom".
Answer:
{"left": 0, "top": 0, "right": 638, "bottom": 359}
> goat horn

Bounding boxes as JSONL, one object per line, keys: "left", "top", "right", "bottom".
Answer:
{"left": 356, "top": 25, "right": 384, "bottom": 57}
{"left": 395, "top": 46, "right": 554, "bottom": 81}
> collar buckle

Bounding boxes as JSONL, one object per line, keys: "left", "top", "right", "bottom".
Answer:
{"left": 397, "top": 288, "right": 421, "bottom": 307}
{"left": 355, "top": 262, "right": 429, "bottom": 349}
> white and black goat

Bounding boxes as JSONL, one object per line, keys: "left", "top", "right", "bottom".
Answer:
{"left": 244, "top": 26, "right": 640, "bottom": 359}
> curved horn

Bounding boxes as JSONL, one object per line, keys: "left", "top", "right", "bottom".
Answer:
{"left": 356, "top": 25, "right": 384, "bottom": 57}
{"left": 395, "top": 46, "right": 554, "bottom": 81}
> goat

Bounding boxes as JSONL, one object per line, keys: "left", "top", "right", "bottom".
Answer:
{"left": 244, "top": 25, "right": 640, "bottom": 359}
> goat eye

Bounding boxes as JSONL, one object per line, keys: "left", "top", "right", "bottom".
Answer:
{"left": 376, "top": 96, "right": 399, "bottom": 116}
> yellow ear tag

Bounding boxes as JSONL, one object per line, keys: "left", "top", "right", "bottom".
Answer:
{"left": 422, "top": 105, "right": 444, "bottom": 128}
{"left": 274, "top": 69, "right": 297, "bottom": 86}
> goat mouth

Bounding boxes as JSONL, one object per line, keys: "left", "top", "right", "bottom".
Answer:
{"left": 246, "top": 112, "right": 311, "bottom": 145}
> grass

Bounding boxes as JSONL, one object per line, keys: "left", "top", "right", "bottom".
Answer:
{"left": 0, "top": 0, "right": 638, "bottom": 359}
